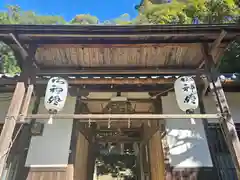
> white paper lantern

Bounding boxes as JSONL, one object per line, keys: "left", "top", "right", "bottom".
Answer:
{"left": 174, "top": 76, "right": 199, "bottom": 112}
{"left": 44, "top": 77, "right": 68, "bottom": 123}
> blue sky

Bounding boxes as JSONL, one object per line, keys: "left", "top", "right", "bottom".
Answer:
{"left": 0, "top": 0, "right": 140, "bottom": 21}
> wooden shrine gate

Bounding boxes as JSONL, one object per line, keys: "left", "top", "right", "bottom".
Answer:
{"left": 0, "top": 24, "right": 239, "bottom": 180}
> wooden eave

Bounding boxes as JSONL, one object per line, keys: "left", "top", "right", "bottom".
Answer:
{"left": 0, "top": 24, "right": 239, "bottom": 74}
{"left": 0, "top": 74, "right": 239, "bottom": 93}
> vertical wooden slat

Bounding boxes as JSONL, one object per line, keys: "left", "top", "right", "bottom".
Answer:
{"left": 26, "top": 167, "right": 69, "bottom": 180}
{"left": 0, "top": 82, "right": 26, "bottom": 177}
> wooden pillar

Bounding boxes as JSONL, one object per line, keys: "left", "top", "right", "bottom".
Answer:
{"left": 74, "top": 131, "right": 89, "bottom": 180}
{"left": 72, "top": 99, "right": 91, "bottom": 180}
{"left": 144, "top": 97, "right": 165, "bottom": 180}
{"left": 139, "top": 145, "right": 145, "bottom": 180}
{"left": 149, "top": 130, "right": 165, "bottom": 180}
{"left": 203, "top": 43, "right": 240, "bottom": 179}
{"left": 0, "top": 82, "right": 26, "bottom": 177}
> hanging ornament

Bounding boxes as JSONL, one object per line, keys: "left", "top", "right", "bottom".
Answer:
{"left": 128, "top": 118, "right": 131, "bottom": 128}
{"left": 44, "top": 77, "right": 68, "bottom": 124}
{"left": 88, "top": 118, "right": 91, "bottom": 128}
{"left": 174, "top": 76, "right": 199, "bottom": 124}
{"left": 108, "top": 118, "right": 111, "bottom": 128}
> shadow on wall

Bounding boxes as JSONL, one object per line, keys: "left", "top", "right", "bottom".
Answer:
{"left": 162, "top": 93, "right": 213, "bottom": 168}
{"left": 166, "top": 119, "right": 213, "bottom": 168}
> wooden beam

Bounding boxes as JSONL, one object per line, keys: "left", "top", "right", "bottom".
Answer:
{"left": 38, "top": 68, "right": 205, "bottom": 76}
{"left": 38, "top": 43, "right": 206, "bottom": 48}
{"left": 0, "top": 82, "right": 26, "bottom": 177}
{"left": 209, "top": 30, "right": 227, "bottom": 55}
{"left": 35, "top": 77, "right": 202, "bottom": 85}
{"left": 36, "top": 78, "right": 176, "bottom": 85}
{"left": 24, "top": 113, "right": 220, "bottom": 120}
{"left": 0, "top": 76, "right": 206, "bottom": 86}
{"left": 8, "top": 37, "right": 38, "bottom": 71}
{"left": 18, "top": 32, "right": 221, "bottom": 38}
{"left": 198, "top": 30, "right": 227, "bottom": 68}
{"left": 9, "top": 33, "right": 28, "bottom": 58}
{"left": 0, "top": 78, "right": 176, "bottom": 85}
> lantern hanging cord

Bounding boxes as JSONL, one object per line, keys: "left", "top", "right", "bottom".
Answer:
{"left": 149, "top": 87, "right": 174, "bottom": 99}
{"left": 128, "top": 118, "right": 131, "bottom": 128}
{"left": 186, "top": 109, "right": 196, "bottom": 125}
{"left": 149, "top": 75, "right": 197, "bottom": 99}
{"left": 88, "top": 118, "right": 91, "bottom": 128}
{"left": 108, "top": 117, "right": 111, "bottom": 128}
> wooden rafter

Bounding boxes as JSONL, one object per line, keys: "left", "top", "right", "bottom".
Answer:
{"left": 8, "top": 34, "right": 38, "bottom": 71}
{"left": 209, "top": 30, "right": 227, "bottom": 55}
{"left": 9, "top": 33, "right": 28, "bottom": 59}
{"left": 198, "top": 30, "right": 227, "bottom": 68}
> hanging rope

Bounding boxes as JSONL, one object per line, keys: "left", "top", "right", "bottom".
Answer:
{"left": 88, "top": 118, "right": 91, "bottom": 128}
{"left": 108, "top": 117, "right": 111, "bottom": 128}
{"left": 128, "top": 118, "right": 131, "bottom": 128}
{"left": 0, "top": 118, "right": 23, "bottom": 161}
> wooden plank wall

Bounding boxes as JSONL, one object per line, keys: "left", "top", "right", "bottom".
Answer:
{"left": 26, "top": 167, "right": 67, "bottom": 180}
{"left": 74, "top": 131, "right": 89, "bottom": 180}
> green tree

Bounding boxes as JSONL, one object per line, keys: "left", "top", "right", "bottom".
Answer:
{"left": 219, "top": 41, "right": 240, "bottom": 73}
{"left": 112, "top": 13, "right": 132, "bottom": 25}
{"left": 136, "top": 0, "right": 240, "bottom": 72}
{"left": 141, "top": 0, "right": 191, "bottom": 24}
{"left": 0, "top": 43, "right": 20, "bottom": 74}
{"left": 0, "top": 5, "right": 66, "bottom": 74}
{"left": 70, "top": 14, "right": 99, "bottom": 24}
{"left": 20, "top": 11, "right": 66, "bottom": 24}
{"left": 184, "top": 0, "right": 239, "bottom": 23}
{"left": 136, "top": 0, "right": 239, "bottom": 24}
